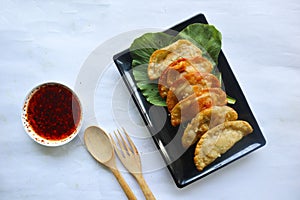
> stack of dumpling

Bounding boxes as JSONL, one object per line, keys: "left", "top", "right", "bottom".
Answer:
{"left": 147, "top": 39, "right": 253, "bottom": 171}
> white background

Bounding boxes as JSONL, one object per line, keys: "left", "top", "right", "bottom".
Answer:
{"left": 1, "top": 0, "right": 300, "bottom": 199}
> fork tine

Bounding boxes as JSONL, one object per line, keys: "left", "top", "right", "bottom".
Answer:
{"left": 118, "top": 129, "right": 132, "bottom": 155}
{"left": 115, "top": 129, "right": 132, "bottom": 156}
{"left": 113, "top": 131, "right": 127, "bottom": 157}
{"left": 122, "top": 128, "right": 138, "bottom": 154}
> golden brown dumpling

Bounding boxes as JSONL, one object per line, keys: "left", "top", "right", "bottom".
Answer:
{"left": 194, "top": 120, "right": 253, "bottom": 171}
{"left": 181, "top": 106, "right": 238, "bottom": 148}
{"left": 148, "top": 39, "right": 204, "bottom": 80}
{"left": 170, "top": 88, "right": 227, "bottom": 126}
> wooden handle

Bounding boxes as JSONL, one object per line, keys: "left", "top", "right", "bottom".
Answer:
{"left": 111, "top": 168, "right": 137, "bottom": 200}
{"left": 134, "top": 173, "right": 156, "bottom": 200}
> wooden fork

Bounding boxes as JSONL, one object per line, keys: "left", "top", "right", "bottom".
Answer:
{"left": 111, "top": 128, "right": 156, "bottom": 200}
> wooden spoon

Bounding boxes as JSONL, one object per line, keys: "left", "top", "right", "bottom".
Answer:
{"left": 84, "top": 126, "right": 137, "bottom": 200}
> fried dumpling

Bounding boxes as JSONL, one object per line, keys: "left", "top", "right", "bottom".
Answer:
{"left": 148, "top": 39, "right": 203, "bottom": 80}
{"left": 158, "top": 58, "right": 200, "bottom": 98}
{"left": 170, "top": 88, "right": 227, "bottom": 126}
{"left": 166, "top": 72, "right": 221, "bottom": 111}
{"left": 181, "top": 106, "right": 238, "bottom": 148}
{"left": 194, "top": 120, "right": 253, "bottom": 171}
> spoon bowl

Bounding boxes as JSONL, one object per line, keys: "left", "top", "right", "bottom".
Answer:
{"left": 84, "top": 126, "right": 113, "bottom": 165}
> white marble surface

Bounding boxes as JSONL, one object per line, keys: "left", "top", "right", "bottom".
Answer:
{"left": 1, "top": 0, "right": 300, "bottom": 199}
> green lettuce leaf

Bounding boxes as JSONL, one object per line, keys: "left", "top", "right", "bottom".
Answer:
{"left": 130, "top": 23, "right": 222, "bottom": 106}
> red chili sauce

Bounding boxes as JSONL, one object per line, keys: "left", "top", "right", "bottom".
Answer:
{"left": 26, "top": 83, "right": 81, "bottom": 141}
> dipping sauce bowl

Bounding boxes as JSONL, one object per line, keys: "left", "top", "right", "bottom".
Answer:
{"left": 21, "top": 82, "right": 83, "bottom": 146}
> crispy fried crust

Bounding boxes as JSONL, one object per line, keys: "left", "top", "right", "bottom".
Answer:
{"left": 181, "top": 106, "right": 238, "bottom": 148}
{"left": 170, "top": 88, "right": 227, "bottom": 126}
{"left": 194, "top": 120, "right": 253, "bottom": 171}
{"left": 166, "top": 72, "right": 221, "bottom": 111}
{"left": 148, "top": 39, "right": 202, "bottom": 80}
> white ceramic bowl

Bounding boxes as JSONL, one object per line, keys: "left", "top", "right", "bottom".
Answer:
{"left": 21, "top": 82, "right": 83, "bottom": 147}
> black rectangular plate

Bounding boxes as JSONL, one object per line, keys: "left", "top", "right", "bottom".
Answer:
{"left": 113, "top": 14, "right": 266, "bottom": 188}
